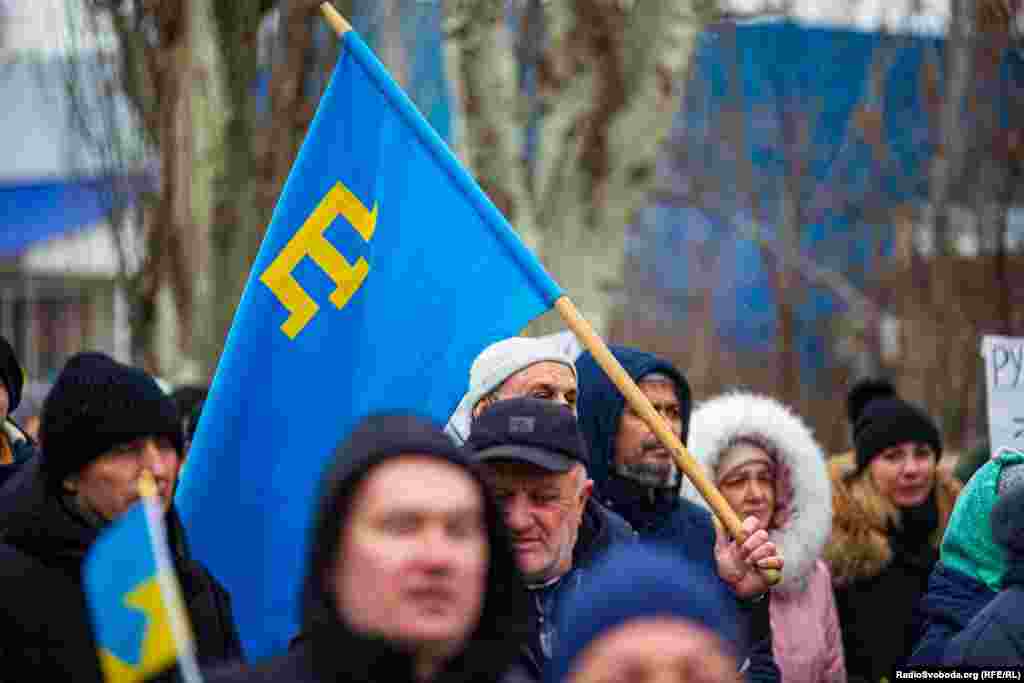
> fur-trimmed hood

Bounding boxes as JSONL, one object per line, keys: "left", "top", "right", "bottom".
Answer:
{"left": 683, "top": 392, "right": 832, "bottom": 593}
{"left": 825, "top": 451, "right": 962, "bottom": 586}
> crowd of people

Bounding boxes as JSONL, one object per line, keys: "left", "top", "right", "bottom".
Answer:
{"left": 0, "top": 331, "right": 1018, "bottom": 682}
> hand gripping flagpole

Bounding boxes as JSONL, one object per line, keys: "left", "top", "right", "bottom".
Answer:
{"left": 317, "top": 1, "right": 780, "bottom": 588}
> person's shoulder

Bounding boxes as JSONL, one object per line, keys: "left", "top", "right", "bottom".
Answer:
{"left": 0, "top": 540, "right": 40, "bottom": 586}
{"left": 675, "top": 496, "right": 715, "bottom": 529}
{"left": 944, "top": 589, "right": 1024, "bottom": 666}
{"left": 589, "top": 499, "right": 636, "bottom": 543}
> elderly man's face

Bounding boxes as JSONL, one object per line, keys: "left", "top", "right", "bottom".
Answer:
{"left": 567, "top": 617, "right": 738, "bottom": 683}
{"left": 474, "top": 362, "right": 577, "bottom": 418}
{"left": 483, "top": 461, "right": 591, "bottom": 584}
{"left": 613, "top": 379, "right": 682, "bottom": 488}
{"left": 65, "top": 436, "right": 180, "bottom": 520}
{"left": 331, "top": 456, "right": 489, "bottom": 659}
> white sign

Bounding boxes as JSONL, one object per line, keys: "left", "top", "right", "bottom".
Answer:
{"left": 982, "top": 335, "right": 1024, "bottom": 456}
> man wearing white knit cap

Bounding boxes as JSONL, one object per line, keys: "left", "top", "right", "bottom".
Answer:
{"left": 445, "top": 336, "right": 578, "bottom": 445}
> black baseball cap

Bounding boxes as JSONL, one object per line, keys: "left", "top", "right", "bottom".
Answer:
{"left": 465, "top": 398, "right": 588, "bottom": 473}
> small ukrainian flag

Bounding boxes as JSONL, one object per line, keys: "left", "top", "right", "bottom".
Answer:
{"left": 83, "top": 473, "right": 201, "bottom": 683}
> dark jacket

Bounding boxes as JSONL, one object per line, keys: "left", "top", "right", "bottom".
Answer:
{"left": 943, "top": 568, "right": 1024, "bottom": 666}
{"left": 517, "top": 499, "right": 636, "bottom": 681}
{"left": 944, "top": 485, "right": 1024, "bottom": 667}
{"left": 908, "top": 565, "right": 998, "bottom": 665}
{"left": 211, "top": 414, "right": 529, "bottom": 683}
{"left": 575, "top": 346, "right": 779, "bottom": 683}
{"left": 832, "top": 503, "right": 941, "bottom": 683}
{"left": 0, "top": 456, "right": 242, "bottom": 683}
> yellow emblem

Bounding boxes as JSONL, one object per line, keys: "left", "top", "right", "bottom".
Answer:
{"left": 97, "top": 575, "right": 183, "bottom": 683}
{"left": 260, "top": 182, "right": 378, "bottom": 339}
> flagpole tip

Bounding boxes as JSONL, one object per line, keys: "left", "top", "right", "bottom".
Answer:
{"left": 320, "top": 3, "right": 353, "bottom": 37}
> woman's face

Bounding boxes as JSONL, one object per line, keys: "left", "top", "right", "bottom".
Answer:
{"left": 567, "top": 617, "right": 738, "bottom": 683}
{"left": 717, "top": 444, "right": 776, "bottom": 531}
{"left": 868, "top": 441, "right": 937, "bottom": 507}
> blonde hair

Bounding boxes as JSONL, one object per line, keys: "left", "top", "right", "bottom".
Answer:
{"left": 846, "top": 468, "right": 902, "bottom": 533}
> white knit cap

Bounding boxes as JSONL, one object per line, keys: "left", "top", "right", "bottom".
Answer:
{"left": 444, "top": 336, "right": 576, "bottom": 445}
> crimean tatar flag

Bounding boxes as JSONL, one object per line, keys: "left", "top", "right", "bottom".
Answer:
{"left": 175, "top": 19, "right": 563, "bottom": 660}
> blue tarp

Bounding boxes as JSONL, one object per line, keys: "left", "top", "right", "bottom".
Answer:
{"left": 0, "top": 175, "right": 152, "bottom": 257}
{"left": 637, "top": 20, "right": 1024, "bottom": 377}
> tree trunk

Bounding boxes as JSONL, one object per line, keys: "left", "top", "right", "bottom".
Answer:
{"left": 83, "top": 0, "right": 197, "bottom": 376}
{"left": 209, "top": 0, "right": 277, "bottom": 369}
{"left": 445, "top": 0, "right": 711, "bottom": 334}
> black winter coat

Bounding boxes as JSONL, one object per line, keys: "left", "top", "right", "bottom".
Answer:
{"left": 0, "top": 457, "right": 243, "bottom": 683}
{"left": 833, "top": 529, "right": 938, "bottom": 683}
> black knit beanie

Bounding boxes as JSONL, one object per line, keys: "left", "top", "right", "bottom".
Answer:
{"left": 0, "top": 336, "right": 23, "bottom": 413}
{"left": 848, "top": 378, "right": 941, "bottom": 471}
{"left": 40, "top": 352, "right": 183, "bottom": 486}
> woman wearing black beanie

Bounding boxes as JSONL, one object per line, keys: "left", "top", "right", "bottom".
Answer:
{"left": 824, "top": 379, "right": 962, "bottom": 683}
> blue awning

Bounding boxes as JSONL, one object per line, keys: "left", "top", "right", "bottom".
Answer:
{"left": 0, "top": 174, "right": 152, "bottom": 257}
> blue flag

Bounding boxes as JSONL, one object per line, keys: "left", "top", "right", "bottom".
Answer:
{"left": 175, "top": 28, "right": 562, "bottom": 660}
{"left": 83, "top": 496, "right": 197, "bottom": 683}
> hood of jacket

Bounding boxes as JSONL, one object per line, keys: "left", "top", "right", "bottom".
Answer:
{"left": 825, "top": 450, "right": 961, "bottom": 586}
{"left": 575, "top": 347, "right": 692, "bottom": 520}
{"left": 683, "top": 392, "right": 831, "bottom": 592}
{"left": 300, "top": 413, "right": 529, "bottom": 682}
{"left": 940, "top": 450, "right": 1024, "bottom": 592}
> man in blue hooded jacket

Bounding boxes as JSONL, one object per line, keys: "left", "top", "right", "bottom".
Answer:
{"left": 575, "top": 345, "right": 782, "bottom": 682}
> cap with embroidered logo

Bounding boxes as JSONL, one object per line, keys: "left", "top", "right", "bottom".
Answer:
{"left": 465, "top": 398, "right": 588, "bottom": 473}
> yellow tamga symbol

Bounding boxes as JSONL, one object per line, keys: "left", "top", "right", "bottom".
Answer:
{"left": 260, "top": 182, "right": 378, "bottom": 339}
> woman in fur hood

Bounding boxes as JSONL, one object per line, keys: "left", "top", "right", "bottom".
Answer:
{"left": 684, "top": 392, "right": 844, "bottom": 683}
{"left": 825, "top": 379, "right": 961, "bottom": 683}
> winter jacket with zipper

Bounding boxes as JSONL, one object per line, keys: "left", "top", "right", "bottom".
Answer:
{"left": 0, "top": 455, "right": 243, "bottom": 683}
{"left": 685, "top": 392, "right": 844, "bottom": 683}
